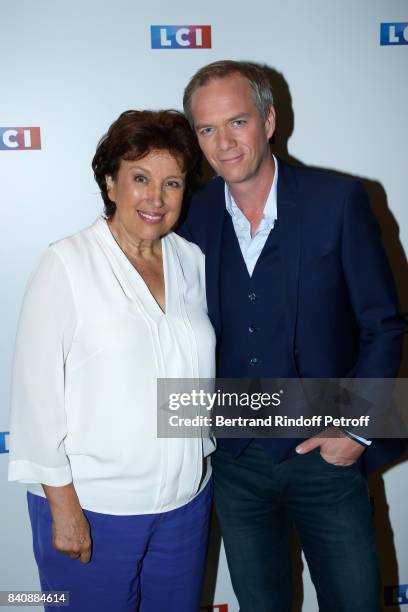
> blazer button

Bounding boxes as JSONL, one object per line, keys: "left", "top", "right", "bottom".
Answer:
{"left": 248, "top": 325, "right": 258, "bottom": 333}
{"left": 249, "top": 357, "right": 261, "bottom": 365}
{"left": 248, "top": 292, "right": 257, "bottom": 301}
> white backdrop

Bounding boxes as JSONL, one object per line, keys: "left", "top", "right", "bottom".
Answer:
{"left": 1, "top": 1, "right": 407, "bottom": 610}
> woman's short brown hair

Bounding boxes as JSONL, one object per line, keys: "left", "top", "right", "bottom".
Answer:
{"left": 92, "top": 110, "right": 201, "bottom": 217}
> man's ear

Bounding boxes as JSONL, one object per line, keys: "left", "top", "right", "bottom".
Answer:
{"left": 265, "top": 105, "right": 276, "bottom": 141}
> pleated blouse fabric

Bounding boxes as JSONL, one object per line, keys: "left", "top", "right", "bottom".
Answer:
{"left": 8, "top": 216, "right": 216, "bottom": 515}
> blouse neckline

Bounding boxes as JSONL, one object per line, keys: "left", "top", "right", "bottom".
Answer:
{"left": 93, "top": 215, "right": 170, "bottom": 319}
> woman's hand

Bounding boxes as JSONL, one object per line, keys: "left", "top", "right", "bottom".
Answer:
{"left": 51, "top": 505, "right": 92, "bottom": 563}
{"left": 42, "top": 483, "right": 92, "bottom": 563}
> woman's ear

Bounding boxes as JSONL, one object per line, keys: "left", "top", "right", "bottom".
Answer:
{"left": 105, "top": 175, "right": 115, "bottom": 202}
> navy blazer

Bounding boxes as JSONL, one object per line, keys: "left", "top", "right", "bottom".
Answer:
{"left": 179, "top": 158, "right": 406, "bottom": 471}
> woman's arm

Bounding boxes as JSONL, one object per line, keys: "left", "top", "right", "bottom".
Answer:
{"left": 9, "top": 247, "right": 77, "bottom": 484}
{"left": 8, "top": 248, "right": 91, "bottom": 559}
{"left": 42, "top": 483, "right": 92, "bottom": 563}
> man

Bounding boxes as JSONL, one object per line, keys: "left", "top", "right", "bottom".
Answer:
{"left": 179, "top": 61, "right": 405, "bottom": 611}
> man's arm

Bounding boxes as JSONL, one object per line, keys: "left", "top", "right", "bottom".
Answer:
{"left": 341, "top": 181, "right": 405, "bottom": 378}
{"left": 177, "top": 214, "right": 195, "bottom": 242}
{"left": 297, "top": 180, "right": 405, "bottom": 463}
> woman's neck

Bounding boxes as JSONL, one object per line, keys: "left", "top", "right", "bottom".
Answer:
{"left": 107, "top": 217, "right": 161, "bottom": 261}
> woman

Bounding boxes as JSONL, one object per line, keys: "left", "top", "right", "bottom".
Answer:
{"left": 8, "top": 110, "right": 216, "bottom": 612}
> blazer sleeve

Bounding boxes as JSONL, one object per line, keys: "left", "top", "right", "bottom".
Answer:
{"left": 177, "top": 214, "right": 195, "bottom": 243}
{"left": 341, "top": 181, "right": 405, "bottom": 378}
{"left": 340, "top": 182, "right": 406, "bottom": 440}
{"left": 177, "top": 190, "right": 211, "bottom": 254}
{"left": 8, "top": 247, "right": 77, "bottom": 486}
{"left": 177, "top": 202, "right": 201, "bottom": 246}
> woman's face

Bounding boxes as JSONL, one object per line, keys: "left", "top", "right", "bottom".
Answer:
{"left": 106, "top": 149, "right": 186, "bottom": 241}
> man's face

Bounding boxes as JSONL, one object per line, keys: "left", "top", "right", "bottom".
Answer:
{"left": 190, "top": 73, "right": 275, "bottom": 186}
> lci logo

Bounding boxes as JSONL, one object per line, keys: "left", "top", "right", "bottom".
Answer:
{"left": 380, "top": 22, "right": 408, "bottom": 45}
{"left": 0, "top": 432, "right": 10, "bottom": 454}
{"left": 384, "top": 584, "right": 408, "bottom": 606}
{"left": 200, "top": 606, "right": 228, "bottom": 612}
{"left": 0, "top": 127, "right": 41, "bottom": 150}
{"left": 151, "top": 25, "right": 211, "bottom": 49}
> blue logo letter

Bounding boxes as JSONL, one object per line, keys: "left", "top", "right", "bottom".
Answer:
{"left": 0, "top": 432, "right": 9, "bottom": 454}
{"left": 380, "top": 23, "right": 408, "bottom": 45}
{"left": 384, "top": 584, "right": 408, "bottom": 605}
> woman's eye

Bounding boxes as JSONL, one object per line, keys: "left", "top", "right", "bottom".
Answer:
{"left": 134, "top": 175, "right": 147, "bottom": 183}
{"left": 166, "top": 180, "right": 182, "bottom": 189}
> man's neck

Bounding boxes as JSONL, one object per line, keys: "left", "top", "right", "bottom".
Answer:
{"left": 227, "top": 155, "right": 275, "bottom": 217}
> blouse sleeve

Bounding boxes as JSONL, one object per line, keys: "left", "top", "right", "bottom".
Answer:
{"left": 8, "top": 247, "right": 77, "bottom": 486}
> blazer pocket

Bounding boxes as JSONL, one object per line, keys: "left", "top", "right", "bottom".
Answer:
{"left": 301, "top": 245, "right": 339, "bottom": 268}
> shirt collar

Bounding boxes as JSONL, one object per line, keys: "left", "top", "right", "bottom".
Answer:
{"left": 225, "top": 154, "right": 278, "bottom": 222}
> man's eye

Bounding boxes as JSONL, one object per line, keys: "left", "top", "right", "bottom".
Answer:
{"left": 232, "top": 119, "right": 246, "bottom": 127}
{"left": 198, "top": 127, "right": 213, "bottom": 136}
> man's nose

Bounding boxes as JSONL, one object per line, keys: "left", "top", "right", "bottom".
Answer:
{"left": 216, "top": 127, "right": 235, "bottom": 151}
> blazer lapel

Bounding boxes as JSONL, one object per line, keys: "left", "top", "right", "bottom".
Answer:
{"left": 205, "top": 178, "right": 226, "bottom": 337}
{"left": 277, "top": 159, "right": 301, "bottom": 355}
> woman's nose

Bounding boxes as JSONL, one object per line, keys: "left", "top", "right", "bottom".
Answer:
{"left": 146, "top": 183, "right": 164, "bottom": 208}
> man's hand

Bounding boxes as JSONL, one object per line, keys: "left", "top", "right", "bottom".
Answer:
{"left": 42, "top": 483, "right": 92, "bottom": 563}
{"left": 295, "top": 429, "right": 366, "bottom": 466}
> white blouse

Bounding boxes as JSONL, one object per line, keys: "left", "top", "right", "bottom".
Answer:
{"left": 8, "top": 217, "right": 216, "bottom": 515}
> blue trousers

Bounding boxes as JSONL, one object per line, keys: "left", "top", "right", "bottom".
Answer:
{"left": 27, "top": 480, "right": 212, "bottom": 612}
{"left": 213, "top": 442, "right": 381, "bottom": 612}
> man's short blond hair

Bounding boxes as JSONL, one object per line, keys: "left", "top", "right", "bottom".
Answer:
{"left": 183, "top": 60, "right": 274, "bottom": 127}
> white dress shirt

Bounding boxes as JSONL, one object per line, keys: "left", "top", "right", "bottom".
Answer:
{"left": 225, "top": 156, "right": 370, "bottom": 446}
{"left": 225, "top": 154, "right": 278, "bottom": 277}
{"left": 8, "top": 217, "right": 216, "bottom": 514}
